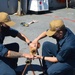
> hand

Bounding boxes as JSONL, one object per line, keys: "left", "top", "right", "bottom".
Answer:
{"left": 29, "top": 39, "right": 38, "bottom": 49}
{"left": 34, "top": 55, "right": 43, "bottom": 59}
{"left": 29, "top": 42, "right": 40, "bottom": 55}
{"left": 32, "top": 39, "right": 40, "bottom": 49}
{"left": 29, "top": 42, "right": 37, "bottom": 50}
{"left": 23, "top": 53, "right": 34, "bottom": 59}
{"left": 29, "top": 41, "right": 40, "bottom": 50}
{"left": 30, "top": 47, "right": 37, "bottom": 55}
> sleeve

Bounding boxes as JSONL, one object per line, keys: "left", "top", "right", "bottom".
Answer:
{"left": 4, "top": 28, "right": 19, "bottom": 37}
{"left": 0, "top": 44, "right": 8, "bottom": 57}
{"left": 56, "top": 46, "right": 71, "bottom": 62}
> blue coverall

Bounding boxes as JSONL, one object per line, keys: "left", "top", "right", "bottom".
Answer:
{"left": 0, "top": 25, "right": 19, "bottom": 75}
{"left": 42, "top": 28, "right": 75, "bottom": 75}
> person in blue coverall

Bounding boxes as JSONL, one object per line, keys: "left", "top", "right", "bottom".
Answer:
{"left": 31, "top": 19, "right": 75, "bottom": 75}
{"left": 0, "top": 12, "right": 34, "bottom": 75}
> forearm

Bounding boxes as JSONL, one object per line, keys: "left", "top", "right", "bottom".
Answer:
{"left": 22, "top": 34, "right": 30, "bottom": 43}
{"left": 38, "top": 56, "right": 58, "bottom": 63}
{"left": 33, "top": 31, "right": 47, "bottom": 42}
{"left": 17, "top": 33, "right": 30, "bottom": 43}
{"left": 44, "top": 56, "right": 58, "bottom": 62}
{"left": 5, "top": 50, "right": 24, "bottom": 58}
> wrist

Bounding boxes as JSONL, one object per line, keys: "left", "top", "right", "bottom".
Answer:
{"left": 21, "top": 53, "right": 24, "bottom": 57}
{"left": 42, "top": 56, "right": 45, "bottom": 60}
{"left": 27, "top": 41, "right": 32, "bottom": 45}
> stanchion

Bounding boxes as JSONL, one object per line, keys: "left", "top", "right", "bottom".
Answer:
{"left": 66, "top": 0, "right": 69, "bottom": 8}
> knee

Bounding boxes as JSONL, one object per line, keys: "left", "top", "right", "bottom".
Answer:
{"left": 42, "top": 41, "right": 49, "bottom": 54}
{"left": 13, "top": 43, "right": 19, "bottom": 52}
{"left": 47, "top": 71, "right": 58, "bottom": 75}
{"left": 42, "top": 41, "right": 53, "bottom": 48}
{"left": 42, "top": 41, "right": 50, "bottom": 49}
{"left": 7, "top": 72, "right": 16, "bottom": 75}
{"left": 47, "top": 68, "right": 60, "bottom": 75}
{"left": 42, "top": 41, "right": 54, "bottom": 56}
{"left": 2, "top": 72, "right": 16, "bottom": 75}
{"left": 42, "top": 41, "right": 50, "bottom": 46}
{"left": 14, "top": 43, "right": 19, "bottom": 48}
{"left": 47, "top": 70, "right": 73, "bottom": 75}
{"left": 42, "top": 41, "right": 53, "bottom": 52}
{"left": 8, "top": 67, "right": 16, "bottom": 75}
{"left": 4, "top": 68, "right": 16, "bottom": 75}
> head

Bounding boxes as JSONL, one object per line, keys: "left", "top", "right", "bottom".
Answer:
{"left": 0, "top": 12, "right": 15, "bottom": 32}
{"left": 46, "top": 19, "right": 66, "bottom": 40}
{"left": 0, "top": 12, "right": 15, "bottom": 26}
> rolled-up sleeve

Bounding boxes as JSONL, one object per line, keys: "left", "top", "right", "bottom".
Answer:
{"left": 56, "top": 54, "right": 64, "bottom": 62}
{"left": 4, "top": 28, "right": 19, "bottom": 37}
{"left": 56, "top": 47, "right": 71, "bottom": 62}
{"left": 0, "top": 44, "right": 8, "bottom": 57}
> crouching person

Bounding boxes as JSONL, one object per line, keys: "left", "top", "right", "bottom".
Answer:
{"left": 0, "top": 12, "right": 34, "bottom": 75}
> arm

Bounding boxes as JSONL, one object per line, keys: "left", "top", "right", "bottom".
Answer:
{"left": 29, "top": 31, "right": 47, "bottom": 48}
{"left": 5, "top": 50, "right": 33, "bottom": 59}
{"left": 32, "top": 31, "right": 47, "bottom": 43}
{"left": 2, "top": 27, "right": 31, "bottom": 44}
{"left": 34, "top": 55, "right": 58, "bottom": 63}
{"left": 0, "top": 44, "right": 33, "bottom": 59}
{"left": 17, "top": 32, "right": 31, "bottom": 44}
{"left": 27, "top": 31, "right": 47, "bottom": 53}
{"left": 43, "top": 56, "right": 58, "bottom": 63}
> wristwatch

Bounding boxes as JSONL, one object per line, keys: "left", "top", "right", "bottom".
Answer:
{"left": 27, "top": 41, "right": 32, "bottom": 45}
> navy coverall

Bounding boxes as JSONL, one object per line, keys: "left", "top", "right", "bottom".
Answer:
{"left": 42, "top": 28, "right": 75, "bottom": 75}
{"left": 0, "top": 25, "right": 19, "bottom": 75}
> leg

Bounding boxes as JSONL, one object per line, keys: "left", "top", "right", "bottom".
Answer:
{"left": 0, "top": 60, "right": 16, "bottom": 75}
{"left": 42, "top": 41, "right": 58, "bottom": 70}
{"left": 47, "top": 62, "right": 73, "bottom": 75}
{"left": 3, "top": 43, "right": 19, "bottom": 69}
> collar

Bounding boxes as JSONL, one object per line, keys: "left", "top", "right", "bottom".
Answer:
{"left": 58, "top": 28, "right": 72, "bottom": 47}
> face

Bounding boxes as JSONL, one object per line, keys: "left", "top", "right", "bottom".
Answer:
{"left": 52, "top": 30, "right": 64, "bottom": 40}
